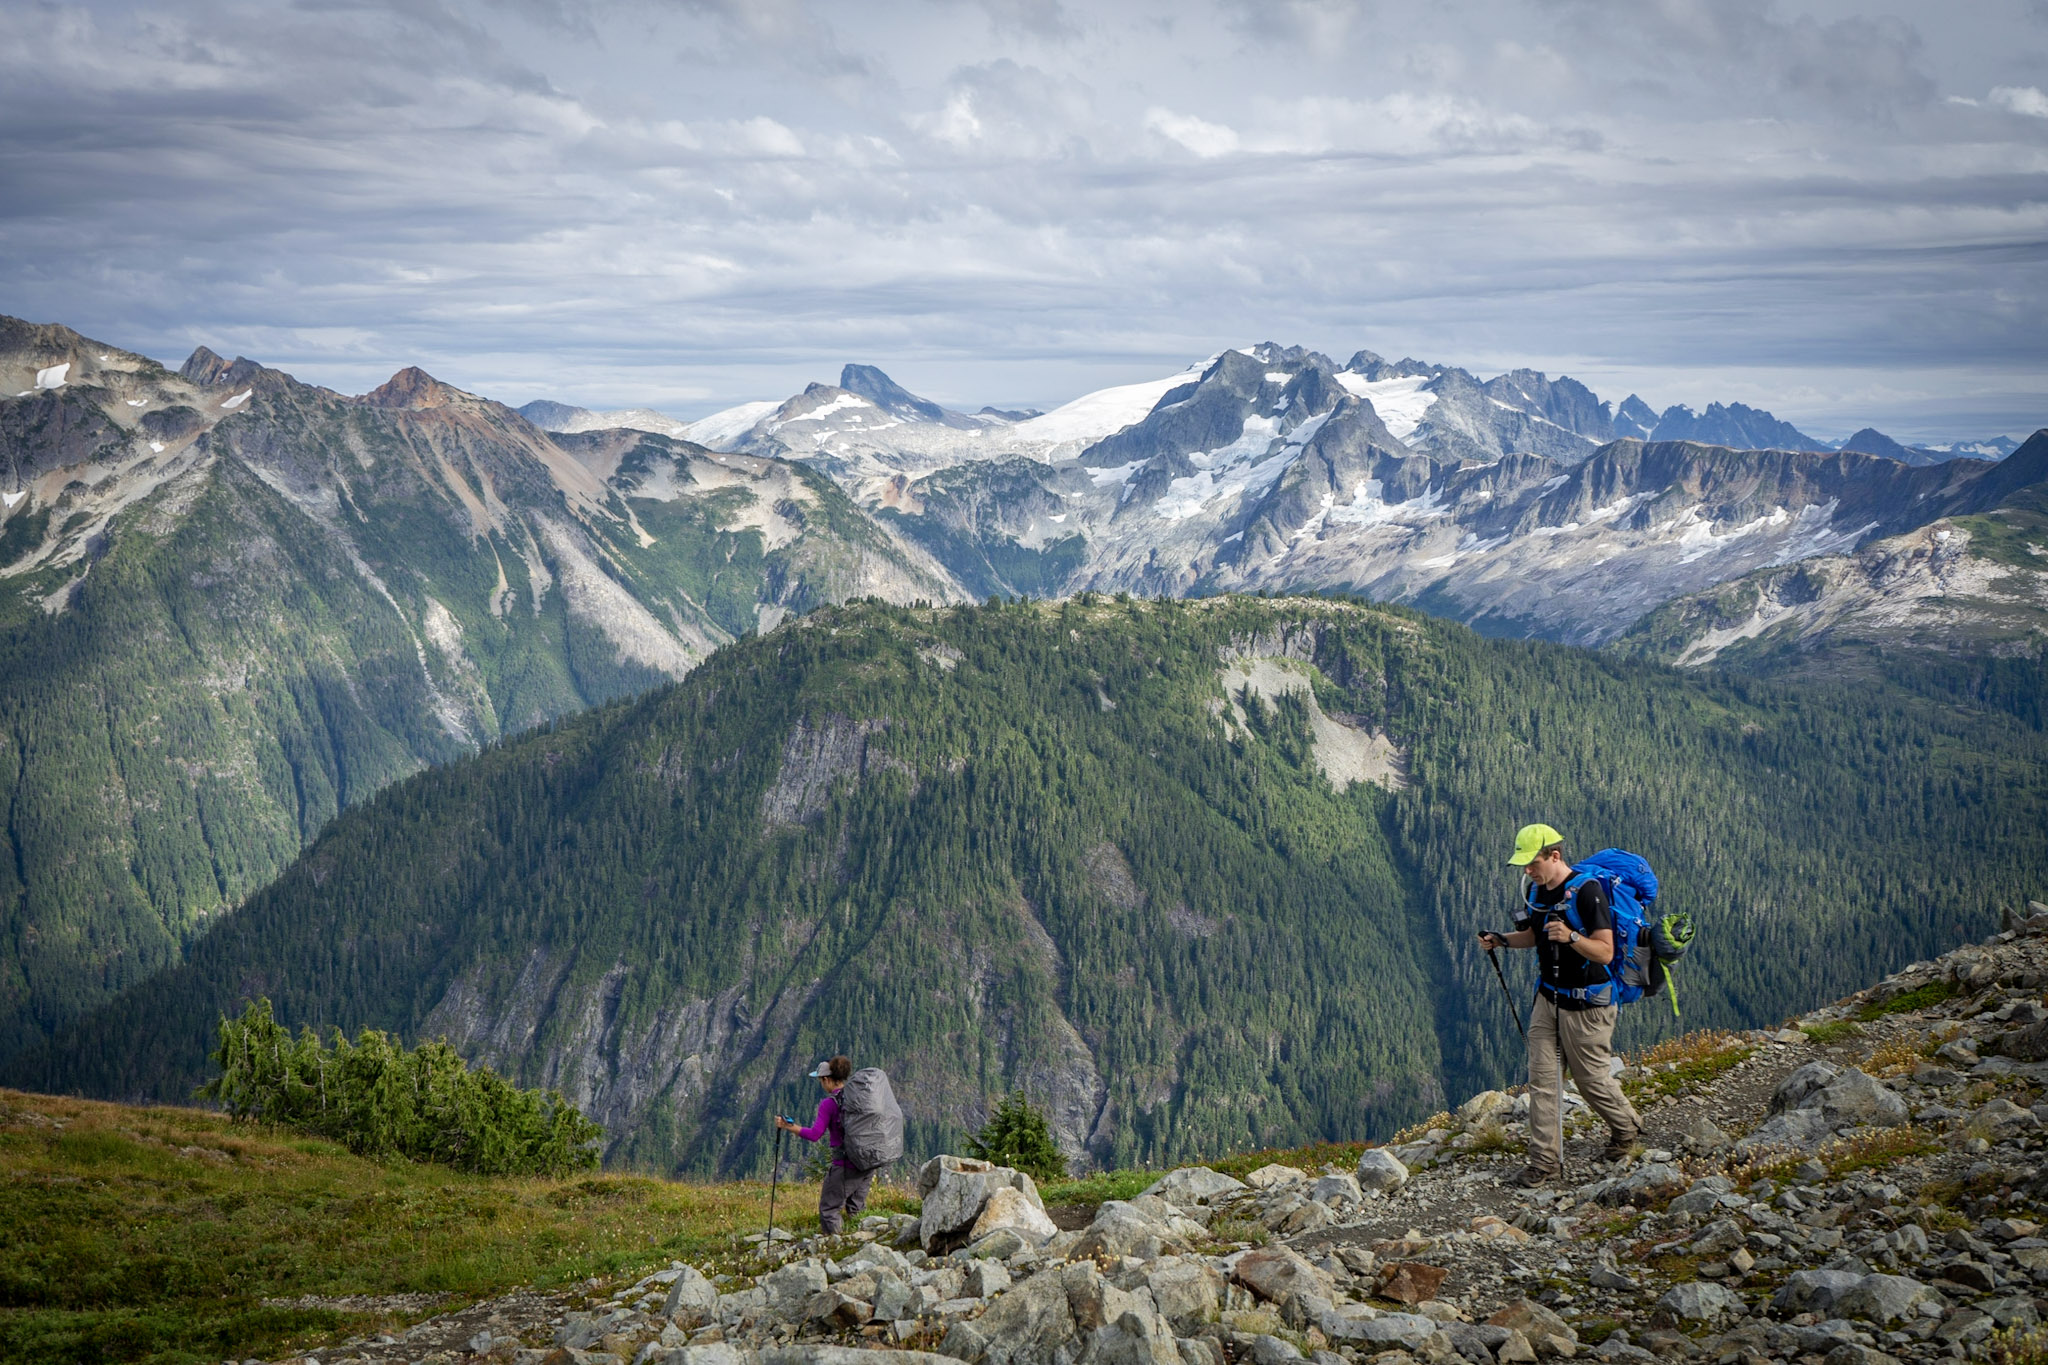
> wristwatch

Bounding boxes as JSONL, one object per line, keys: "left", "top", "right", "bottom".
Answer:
{"left": 1568, "top": 931, "right": 1579, "bottom": 944}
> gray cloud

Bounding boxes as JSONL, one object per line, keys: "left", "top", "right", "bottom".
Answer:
{"left": 0, "top": 0, "right": 2042, "bottom": 440}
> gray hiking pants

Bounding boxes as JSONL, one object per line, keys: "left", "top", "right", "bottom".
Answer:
{"left": 1527, "top": 996, "right": 1639, "bottom": 1173}
{"left": 819, "top": 1162, "right": 874, "bottom": 1235}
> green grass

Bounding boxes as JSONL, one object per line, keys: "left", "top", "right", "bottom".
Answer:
{"left": 1038, "top": 1168, "right": 1158, "bottom": 1206}
{"left": 1622, "top": 1030, "right": 1756, "bottom": 1104}
{"left": 0, "top": 1089, "right": 899, "bottom": 1365}
{"left": 1854, "top": 980, "right": 1959, "bottom": 1021}
{"left": 1800, "top": 1020, "right": 1863, "bottom": 1044}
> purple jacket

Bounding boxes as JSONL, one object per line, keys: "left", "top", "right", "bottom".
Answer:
{"left": 795, "top": 1094, "right": 845, "bottom": 1166}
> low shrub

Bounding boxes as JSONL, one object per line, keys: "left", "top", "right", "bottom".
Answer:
{"left": 201, "top": 998, "right": 601, "bottom": 1177}
{"left": 1856, "top": 980, "right": 1959, "bottom": 1021}
{"left": 963, "top": 1092, "right": 1067, "bottom": 1183}
{"left": 1800, "top": 1020, "right": 1862, "bottom": 1044}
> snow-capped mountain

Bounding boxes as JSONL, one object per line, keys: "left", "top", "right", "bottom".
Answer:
{"left": 1616, "top": 432, "right": 2048, "bottom": 670}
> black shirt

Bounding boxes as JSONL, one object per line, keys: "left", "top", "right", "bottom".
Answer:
{"left": 1517, "top": 876, "right": 1613, "bottom": 1009}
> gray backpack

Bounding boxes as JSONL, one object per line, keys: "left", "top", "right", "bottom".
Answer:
{"left": 837, "top": 1067, "right": 904, "bottom": 1172}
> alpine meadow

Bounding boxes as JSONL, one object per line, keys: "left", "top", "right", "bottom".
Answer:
{"left": 13, "top": 595, "right": 2045, "bottom": 1176}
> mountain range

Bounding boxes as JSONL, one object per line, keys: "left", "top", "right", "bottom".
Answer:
{"left": 0, "top": 316, "right": 956, "bottom": 1057}
{"left": 2, "top": 312, "right": 2042, "bottom": 1138}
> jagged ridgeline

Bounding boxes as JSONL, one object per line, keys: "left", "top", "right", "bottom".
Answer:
{"left": 13, "top": 596, "right": 2048, "bottom": 1176}
{"left": 0, "top": 317, "right": 957, "bottom": 1060}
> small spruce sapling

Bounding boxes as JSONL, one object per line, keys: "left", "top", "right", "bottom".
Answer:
{"left": 964, "top": 1091, "right": 1068, "bottom": 1182}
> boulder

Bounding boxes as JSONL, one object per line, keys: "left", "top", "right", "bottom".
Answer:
{"left": 1355, "top": 1148, "right": 1410, "bottom": 1193}
{"left": 966, "top": 1261, "right": 1011, "bottom": 1299}
{"left": 1734, "top": 1107, "right": 1838, "bottom": 1155}
{"left": 1834, "top": 1274, "right": 1943, "bottom": 1325}
{"left": 1485, "top": 1301, "right": 1576, "bottom": 1357}
{"left": 1071, "top": 1201, "right": 1186, "bottom": 1261}
{"left": 1820, "top": 1346, "right": 1899, "bottom": 1365}
{"left": 2000, "top": 1020, "right": 2048, "bottom": 1062}
{"left": 1354, "top": 1313, "right": 1445, "bottom": 1350}
{"left": 1278, "top": 1201, "right": 1334, "bottom": 1235}
{"left": 1309, "top": 1173, "right": 1362, "bottom": 1205}
{"left": 1085, "top": 1308, "right": 1184, "bottom": 1365}
{"left": 1772, "top": 1061, "right": 1842, "bottom": 1113}
{"left": 1233, "top": 1246, "right": 1337, "bottom": 1308}
{"left": 1147, "top": 1261, "right": 1225, "bottom": 1330}
{"left": 1141, "top": 1167, "right": 1247, "bottom": 1205}
{"left": 1459, "top": 1091, "right": 1513, "bottom": 1125}
{"left": 1378, "top": 1263, "right": 1450, "bottom": 1305}
{"left": 961, "top": 1269, "right": 1078, "bottom": 1365}
{"left": 803, "top": 1287, "right": 874, "bottom": 1329}
{"left": 872, "top": 1273, "right": 919, "bottom": 1323}
{"left": 1247, "top": 1335, "right": 1304, "bottom": 1365}
{"left": 1807, "top": 1069, "right": 1908, "bottom": 1129}
{"left": 761, "top": 1262, "right": 829, "bottom": 1319}
{"left": 1773, "top": 1268, "right": 1866, "bottom": 1316}
{"left": 663, "top": 1267, "right": 719, "bottom": 1322}
{"left": 971, "top": 1186, "right": 1058, "bottom": 1246}
{"left": 1691, "top": 1220, "right": 1746, "bottom": 1257}
{"left": 1496, "top": 1330, "right": 1539, "bottom": 1364}
{"left": 663, "top": 1347, "right": 749, "bottom": 1365}
{"left": 1063, "top": 1264, "right": 1146, "bottom": 1332}
{"left": 1655, "top": 1281, "right": 1741, "bottom": 1325}
{"left": 1244, "top": 1164, "right": 1307, "bottom": 1189}
{"left": 919, "top": 1153, "right": 993, "bottom": 1197}
{"left": 1972, "top": 1097, "right": 2041, "bottom": 1139}
{"left": 922, "top": 1164, "right": 998, "bottom": 1251}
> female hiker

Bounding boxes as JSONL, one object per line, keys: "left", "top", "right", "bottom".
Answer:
{"left": 775, "top": 1055, "right": 872, "bottom": 1234}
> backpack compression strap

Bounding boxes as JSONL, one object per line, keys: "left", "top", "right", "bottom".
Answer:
{"left": 1527, "top": 872, "right": 1617, "bottom": 1006}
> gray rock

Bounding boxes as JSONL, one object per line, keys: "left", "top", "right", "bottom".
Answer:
{"left": 873, "top": 1273, "right": 919, "bottom": 1323}
{"left": 1147, "top": 1261, "right": 1225, "bottom": 1330}
{"left": 1971, "top": 1097, "right": 2041, "bottom": 1139}
{"left": 1735, "top": 1107, "right": 1839, "bottom": 1154}
{"left": 963, "top": 1268, "right": 1078, "bottom": 1365}
{"left": 1773, "top": 1269, "right": 1866, "bottom": 1316}
{"left": 1833, "top": 1274, "right": 1942, "bottom": 1325}
{"left": 1656, "top": 1281, "right": 1742, "bottom": 1324}
{"left": 1232, "top": 1246, "right": 1336, "bottom": 1309}
{"left": 1072, "top": 1201, "right": 1186, "bottom": 1261}
{"left": 1772, "top": 1061, "right": 1842, "bottom": 1113}
{"left": 971, "top": 1187, "right": 1058, "bottom": 1246}
{"left": 1309, "top": 1173, "right": 1362, "bottom": 1206}
{"left": 761, "top": 1263, "right": 829, "bottom": 1319}
{"left": 1691, "top": 1220, "right": 1746, "bottom": 1257}
{"left": 715, "top": 1287, "right": 767, "bottom": 1326}
{"left": 767, "top": 1351, "right": 958, "bottom": 1365}
{"left": 1819, "top": 1345, "right": 1897, "bottom": 1365}
{"left": 923, "top": 1166, "right": 998, "bottom": 1251}
{"left": 663, "top": 1347, "right": 749, "bottom": 1365}
{"left": 1248, "top": 1335, "right": 1303, "bottom": 1365}
{"left": 1140, "top": 1167, "right": 1247, "bottom": 1206}
{"left": 664, "top": 1267, "right": 720, "bottom": 1321}
{"left": 1805, "top": 1069, "right": 1908, "bottom": 1129}
{"left": 1353, "top": 1314, "right": 1441, "bottom": 1349}
{"left": 1355, "top": 1148, "right": 1410, "bottom": 1192}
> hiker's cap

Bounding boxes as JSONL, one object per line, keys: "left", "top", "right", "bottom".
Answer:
{"left": 808, "top": 1061, "right": 834, "bottom": 1078}
{"left": 1509, "top": 823, "right": 1564, "bottom": 866}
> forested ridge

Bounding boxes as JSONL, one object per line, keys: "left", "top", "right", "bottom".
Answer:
{"left": 11, "top": 593, "right": 2045, "bottom": 1177}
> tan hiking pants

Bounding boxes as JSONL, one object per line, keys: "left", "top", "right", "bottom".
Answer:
{"left": 1526, "top": 995, "right": 1639, "bottom": 1173}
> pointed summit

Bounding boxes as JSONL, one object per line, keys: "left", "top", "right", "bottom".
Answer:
{"left": 838, "top": 364, "right": 949, "bottom": 424}
{"left": 180, "top": 346, "right": 233, "bottom": 385}
{"left": 361, "top": 367, "right": 472, "bottom": 410}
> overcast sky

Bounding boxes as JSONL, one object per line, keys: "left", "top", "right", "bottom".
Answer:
{"left": 3, "top": 0, "right": 2045, "bottom": 440}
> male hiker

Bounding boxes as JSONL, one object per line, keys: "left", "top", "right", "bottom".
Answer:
{"left": 1478, "top": 822, "right": 1642, "bottom": 1186}
{"left": 775, "top": 1055, "right": 873, "bottom": 1234}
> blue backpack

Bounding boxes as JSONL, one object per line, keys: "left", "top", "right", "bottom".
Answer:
{"left": 1526, "top": 848, "right": 1667, "bottom": 1010}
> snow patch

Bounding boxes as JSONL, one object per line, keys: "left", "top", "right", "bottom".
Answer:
{"left": 1326, "top": 479, "right": 1451, "bottom": 529}
{"left": 149, "top": 441, "right": 165, "bottom": 453}
{"left": 1152, "top": 415, "right": 1291, "bottom": 522}
{"left": 34, "top": 363, "right": 69, "bottom": 390}
{"left": 1334, "top": 372, "right": 1438, "bottom": 440}
{"left": 1012, "top": 363, "right": 1208, "bottom": 445}
{"left": 221, "top": 389, "right": 252, "bottom": 409}
{"left": 125, "top": 398, "right": 145, "bottom": 407}
{"left": 1088, "top": 459, "right": 1146, "bottom": 488}
{"left": 2, "top": 490, "right": 24, "bottom": 509}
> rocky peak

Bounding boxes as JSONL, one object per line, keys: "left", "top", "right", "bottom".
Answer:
{"left": 839, "top": 364, "right": 949, "bottom": 424}
{"left": 359, "top": 366, "right": 477, "bottom": 410}
{"left": 178, "top": 345, "right": 234, "bottom": 385}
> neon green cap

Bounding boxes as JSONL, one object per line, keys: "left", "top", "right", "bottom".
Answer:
{"left": 1509, "top": 823, "right": 1564, "bottom": 866}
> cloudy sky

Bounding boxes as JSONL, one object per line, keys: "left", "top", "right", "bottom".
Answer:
{"left": 3, "top": 0, "right": 2045, "bottom": 440}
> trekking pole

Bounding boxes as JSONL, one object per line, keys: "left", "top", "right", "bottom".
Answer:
{"left": 1485, "top": 946, "right": 1526, "bottom": 1039}
{"left": 767, "top": 1124, "right": 783, "bottom": 1246}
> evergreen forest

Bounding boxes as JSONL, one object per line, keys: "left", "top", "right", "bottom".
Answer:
{"left": 11, "top": 594, "right": 2046, "bottom": 1178}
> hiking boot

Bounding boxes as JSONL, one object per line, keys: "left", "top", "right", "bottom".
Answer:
{"left": 1512, "top": 1163, "right": 1560, "bottom": 1188}
{"left": 1602, "top": 1132, "right": 1643, "bottom": 1164}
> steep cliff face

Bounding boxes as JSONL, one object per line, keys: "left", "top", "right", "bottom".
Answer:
{"left": 0, "top": 316, "right": 962, "bottom": 1058}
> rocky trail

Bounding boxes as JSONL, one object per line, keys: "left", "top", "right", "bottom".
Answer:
{"left": 274, "top": 906, "right": 2048, "bottom": 1365}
